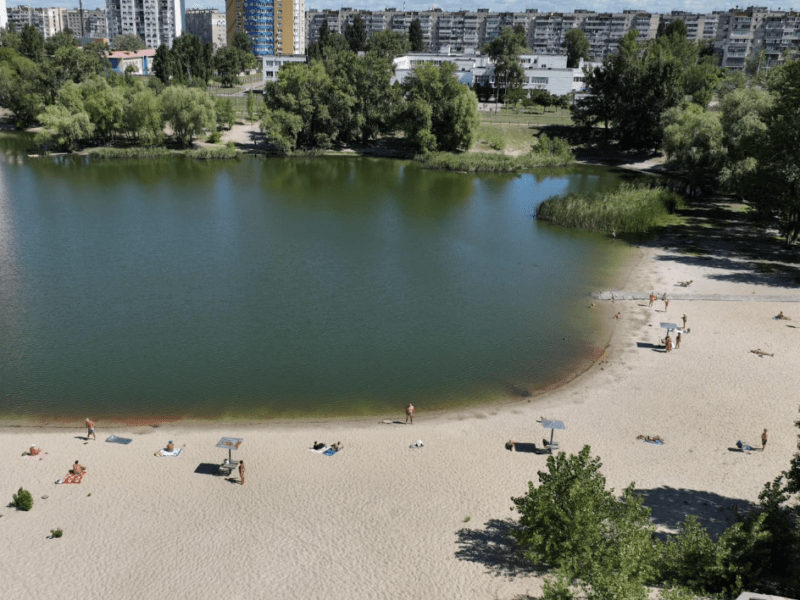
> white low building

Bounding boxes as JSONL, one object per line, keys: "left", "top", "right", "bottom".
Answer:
{"left": 262, "top": 55, "right": 308, "bottom": 82}
{"left": 392, "top": 51, "right": 595, "bottom": 97}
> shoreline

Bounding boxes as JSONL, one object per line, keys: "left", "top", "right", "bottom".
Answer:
{"left": 5, "top": 202, "right": 800, "bottom": 599}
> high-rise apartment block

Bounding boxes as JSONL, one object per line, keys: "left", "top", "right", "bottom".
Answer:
{"left": 64, "top": 9, "right": 108, "bottom": 38}
{"left": 185, "top": 9, "right": 227, "bottom": 51}
{"left": 106, "top": 0, "right": 185, "bottom": 48}
{"left": 226, "top": 0, "right": 304, "bottom": 56}
{"left": 305, "top": 6, "right": 800, "bottom": 70}
{"left": 6, "top": 5, "right": 66, "bottom": 38}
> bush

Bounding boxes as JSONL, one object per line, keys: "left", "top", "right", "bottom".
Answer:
{"left": 536, "top": 184, "right": 684, "bottom": 232}
{"left": 416, "top": 143, "right": 573, "bottom": 173}
{"left": 12, "top": 487, "right": 33, "bottom": 511}
{"left": 206, "top": 129, "right": 222, "bottom": 144}
{"left": 50, "top": 528, "right": 63, "bottom": 538}
{"left": 185, "top": 146, "right": 238, "bottom": 160}
{"left": 86, "top": 147, "right": 170, "bottom": 159}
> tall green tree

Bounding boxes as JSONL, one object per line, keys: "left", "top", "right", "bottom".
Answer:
{"left": 402, "top": 61, "right": 479, "bottom": 152}
{"left": 0, "top": 53, "right": 45, "bottom": 127}
{"left": 564, "top": 28, "right": 590, "bottom": 68}
{"left": 80, "top": 77, "right": 124, "bottom": 143}
{"left": 364, "top": 29, "right": 410, "bottom": 61}
{"left": 344, "top": 15, "right": 367, "bottom": 53}
{"left": 0, "top": 26, "right": 22, "bottom": 52}
{"left": 113, "top": 34, "right": 146, "bottom": 52}
{"left": 160, "top": 85, "right": 216, "bottom": 146}
{"left": 152, "top": 44, "right": 174, "bottom": 85}
{"left": 214, "top": 47, "right": 244, "bottom": 87}
{"left": 35, "top": 104, "right": 93, "bottom": 150}
{"left": 483, "top": 26, "right": 527, "bottom": 102}
{"left": 119, "top": 83, "right": 163, "bottom": 145}
{"left": 661, "top": 104, "right": 725, "bottom": 195}
{"left": 409, "top": 18, "right": 424, "bottom": 52}
{"left": 19, "top": 24, "right": 45, "bottom": 62}
{"left": 232, "top": 31, "right": 253, "bottom": 56}
{"left": 45, "top": 29, "right": 79, "bottom": 56}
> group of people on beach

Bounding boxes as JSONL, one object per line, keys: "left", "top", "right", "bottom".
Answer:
{"left": 648, "top": 293, "right": 670, "bottom": 311}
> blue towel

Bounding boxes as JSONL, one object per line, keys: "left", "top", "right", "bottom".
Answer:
{"left": 644, "top": 439, "right": 664, "bottom": 445}
{"left": 106, "top": 435, "right": 133, "bottom": 445}
{"left": 323, "top": 447, "right": 338, "bottom": 456}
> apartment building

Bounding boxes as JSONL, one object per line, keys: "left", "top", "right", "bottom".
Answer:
{"left": 716, "top": 6, "right": 800, "bottom": 70}
{"left": 6, "top": 5, "right": 66, "bottom": 38}
{"left": 1, "top": 0, "right": 7, "bottom": 31}
{"left": 64, "top": 8, "right": 108, "bottom": 38}
{"left": 226, "top": 0, "right": 303, "bottom": 57}
{"left": 185, "top": 9, "right": 226, "bottom": 51}
{"left": 106, "top": 0, "right": 184, "bottom": 48}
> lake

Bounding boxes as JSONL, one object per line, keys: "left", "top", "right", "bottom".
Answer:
{"left": 0, "top": 135, "right": 637, "bottom": 422}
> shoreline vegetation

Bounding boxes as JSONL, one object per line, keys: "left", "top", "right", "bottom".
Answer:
{"left": 84, "top": 144, "right": 239, "bottom": 160}
{"left": 536, "top": 183, "right": 685, "bottom": 232}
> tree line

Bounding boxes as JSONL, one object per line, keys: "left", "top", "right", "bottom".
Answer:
{"left": 260, "top": 27, "right": 479, "bottom": 154}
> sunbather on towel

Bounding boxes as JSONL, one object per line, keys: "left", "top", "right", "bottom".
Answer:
{"left": 312, "top": 441, "right": 326, "bottom": 450}
{"left": 637, "top": 435, "right": 665, "bottom": 443}
{"left": 331, "top": 441, "right": 343, "bottom": 451}
{"left": 71, "top": 460, "right": 85, "bottom": 475}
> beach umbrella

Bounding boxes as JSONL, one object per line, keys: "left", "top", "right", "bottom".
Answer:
{"left": 216, "top": 437, "right": 243, "bottom": 465}
{"left": 660, "top": 322, "right": 680, "bottom": 332}
{"left": 540, "top": 419, "right": 565, "bottom": 447}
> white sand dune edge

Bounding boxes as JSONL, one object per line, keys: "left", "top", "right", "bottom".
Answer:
{"left": 3, "top": 242, "right": 800, "bottom": 600}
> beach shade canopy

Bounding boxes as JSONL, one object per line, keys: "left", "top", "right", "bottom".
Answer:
{"left": 660, "top": 322, "right": 680, "bottom": 331}
{"left": 541, "top": 419, "right": 565, "bottom": 446}
{"left": 216, "top": 437, "right": 243, "bottom": 464}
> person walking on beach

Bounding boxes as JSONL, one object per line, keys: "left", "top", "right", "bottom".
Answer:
{"left": 664, "top": 334, "right": 673, "bottom": 352}
{"left": 662, "top": 293, "right": 669, "bottom": 312}
{"left": 682, "top": 314, "right": 687, "bottom": 329}
{"left": 675, "top": 332, "right": 681, "bottom": 349}
{"left": 238, "top": 460, "right": 245, "bottom": 485}
{"left": 762, "top": 429, "right": 769, "bottom": 451}
{"left": 85, "top": 419, "right": 96, "bottom": 441}
{"left": 649, "top": 293, "right": 655, "bottom": 308}
{"left": 405, "top": 403, "right": 415, "bottom": 424}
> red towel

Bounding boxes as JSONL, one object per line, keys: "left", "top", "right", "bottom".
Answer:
{"left": 62, "top": 471, "right": 85, "bottom": 484}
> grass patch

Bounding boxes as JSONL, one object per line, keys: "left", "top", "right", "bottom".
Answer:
{"left": 185, "top": 146, "right": 239, "bottom": 160}
{"left": 479, "top": 108, "right": 573, "bottom": 127}
{"left": 86, "top": 147, "right": 171, "bottom": 159}
{"left": 418, "top": 135, "right": 573, "bottom": 173}
{"left": 473, "top": 123, "right": 541, "bottom": 153}
{"left": 536, "top": 183, "right": 685, "bottom": 232}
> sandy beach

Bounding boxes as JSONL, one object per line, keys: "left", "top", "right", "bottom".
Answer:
{"left": 3, "top": 202, "right": 800, "bottom": 600}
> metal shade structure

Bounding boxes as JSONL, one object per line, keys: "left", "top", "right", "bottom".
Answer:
{"left": 541, "top": 419, "right": 565, "bottom": 446}
{"left": 660, "top": 322, "right": 682, "bottom": 333}
{"left": 216, "top": 437, "right": 243, "bottom": 464}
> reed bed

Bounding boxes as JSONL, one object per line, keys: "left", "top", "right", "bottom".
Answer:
{"left": 536, "top": 184, "right": 684, "bottom": 232}
{"left": 86, "top": 147, "right": 171, "bottom": 159}
{"left": 185, "top": 146, "right": 239, "bottom": 160}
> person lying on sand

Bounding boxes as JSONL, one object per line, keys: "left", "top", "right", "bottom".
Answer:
{"left": 679, "top": 280, "right": 693, "bottom": 287}
{"left": 636, "top": 435, "right": 665, "bottom": 443}
{"left": 331, "top": 441, "right": 343, "bottom": 451}
{"left": 750, "top": 349, "right": 774, "bottom": 357}
{"left": 776, "top": 311, "right": 791, "bottom": 320}
{"left": 505, "top": 440, "right": 516, "bottom": 451}
{"left": 22, "top": 444, "right": 44, "bottom": 456}
{"left": 71, "top": 460, "right": 85, "bottom": 475}
{"left": 312, "top": 441, "right": 326, "bottom": 450}
{"left": 612, "top": 312, "right": 621, "bottom": 319}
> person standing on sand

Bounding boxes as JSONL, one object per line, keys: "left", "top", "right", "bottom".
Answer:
{"left": 406, "top": 403, "right": 415, "bottom": 424}
{"left": 762, "top": 429, "right": 769, "bottom": 450}
{"left": 85, "top": 419, "right": 96, "bottom": 441}
{"left": 675, "top": 332, "right": 681, "bottom": 349}
{"left": 682, "top": 314, "right": 687, "bottom": 329}
{"left": 665, "top": 335, "right": 673, "bottom": 352}
{"left": 662, "top": 293, "right": 669, "bottom": 312}
{"left": 648, "top": 293, "right": 655, "bottom": 308}
{"left": 239, "top": 460, "right": 245, "bottom": 485}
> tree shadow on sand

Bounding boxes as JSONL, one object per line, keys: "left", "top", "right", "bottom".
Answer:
{"left": 454, "top": 518, "right": 545, "bottom": 578}
{"left": 637, "top": 486, "right": 755, "bottom": 539}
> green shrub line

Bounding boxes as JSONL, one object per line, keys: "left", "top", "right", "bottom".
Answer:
{"left": 85, "top": 147, "right": 171, "bottom": 159}
{"left": 185, "top": 146, "right": 239, "bottom": 160}
{"left": 536, "top": 183, "right": 684, "bottom": 233}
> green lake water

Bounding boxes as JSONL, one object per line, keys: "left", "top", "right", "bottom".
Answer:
{"left": 0, "top": 134, "right": 637, "bottom": 422}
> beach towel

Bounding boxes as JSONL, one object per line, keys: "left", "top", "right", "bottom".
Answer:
{"left": 106, "top": 435, "right": 133, "bottom": 445}
{"left": 323, "top": 447, "right": 338, "bottom": 456}
{"left": 21, "top": 453, "right": 46, "bottom": 460}
{"left": 156, "top": 448, "right": 182, "bottom": 457}
{"left": 409, "top": 440, "right": 424, "bottom": 449}
{"left": 310, "top": 445, "right": 330, "bottom": 454}
{"left": 641, "top": 439, "right": 664, "bottom": 445}
{"left": 737, "top": 440, "right": 757, "bottom": 452}
{"left": 61, "top": 471, "right": 85, "bottom": 484}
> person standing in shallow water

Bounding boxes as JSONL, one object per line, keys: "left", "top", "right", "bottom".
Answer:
{"left": 405, "top": 403, "right": 415, "bottom": 424}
